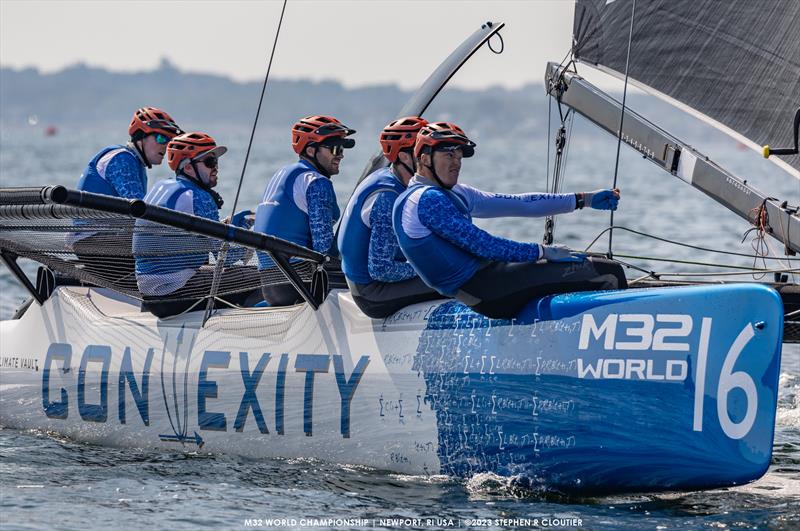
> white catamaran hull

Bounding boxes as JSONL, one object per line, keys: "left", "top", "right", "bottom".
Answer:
{"left": 0, "top": 283, "right": 784, "bottom": 494}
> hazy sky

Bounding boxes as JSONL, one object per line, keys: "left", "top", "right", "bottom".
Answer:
{"left": 0, "top": 0, "right": 577, "bottom": 90}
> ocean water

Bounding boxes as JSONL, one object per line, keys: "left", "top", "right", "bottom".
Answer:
{"left": 0, "top": 110, "right": 798, "bottom": 530}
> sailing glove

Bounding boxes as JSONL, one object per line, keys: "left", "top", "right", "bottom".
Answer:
{"left": 539, "top": 244, "right": 586, "bottom": 263}
{"left": 231, "top": 209, "right": 254, "bottom": 229}
{"left": 579, "top": 189, "right": 620, "bottom": 210}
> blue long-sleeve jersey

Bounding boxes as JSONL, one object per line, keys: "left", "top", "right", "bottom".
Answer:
{"left": 393, "top": 175, "right": 577, "bottom": 296}
{"left": 338, "top": 166, "right": 416, "bottom": 285}
{"left": 368, "top": 192, "right": 417, "bottom": 282}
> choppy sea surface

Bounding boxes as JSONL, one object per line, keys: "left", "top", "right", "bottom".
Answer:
{"left": 1, "top": 103, "right": 798, "bottom": 530}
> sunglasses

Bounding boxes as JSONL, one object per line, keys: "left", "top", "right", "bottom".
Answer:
{"left": 321, "top": 144, "right": 345, "bottom": 156}
{"left": 199, "top": 156, "right": 218, "bottom": 169}
{"left": 154, "top": 133, "right": 170, "bottom": 145}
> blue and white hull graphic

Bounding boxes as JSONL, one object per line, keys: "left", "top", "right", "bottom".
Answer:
{"left": 0, "top": 283, "right": 783, "bottom": 494}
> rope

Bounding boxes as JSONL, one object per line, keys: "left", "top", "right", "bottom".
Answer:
{"left": 742, "top": 197, "right": 797, "bottom": 282}
{"left": 629, "top": 273, "right": 663, "bottom": 285}
{"left": 560, "top": 112, "right": 574, "bottom": 193}
{"left": 543, "top": 99, "right": 572, "bottom": 244}
{"left": 608, "top": 0, "right": 637, "bottom": 258}
{"left": 228, "top": 0, "right": 288, "bottom": 218}
{"left": 651, "top": 269, "right": 799, "bottom": 278}
{"left": 203, "top": 0, "right": 288, "bottom": 325}
{"left": 611, "top": 252, "right": 800, "bottom": 273}
{"left": 583, "top": 223, "right": 799, "bottom": 285}
{"left": 546, "top": 95, "right": 552, "bottom": 191}
{"left": 487, "top": 31, "right": 504, "bottom": 54}
{"left": 585, "top": 225, "right": 800, "bottom": 261}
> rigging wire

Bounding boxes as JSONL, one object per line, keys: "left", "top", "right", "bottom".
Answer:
{"left": 543, "top": 110, "right": 572, "bottom": 244}
{"left": 583, "top": 224, "right": 800, "bottom": 284}
{"left": 608, "top": 253, "right": 800, "bottom": 273}
{"left": 203, "top": 0, "right": 288, "bottom": 325}
{"left": 543, "top": 57, "right": 575, "bottom": 245}
{"left": 544, "top": 49, "right": 575, "bottom": 181}
{"left": 546, "top": 94, "right": 552, "bottom": 191}
{"left": 607, "top": 0, "right": 637, "bottom": 258}
{"left": 228, "top": 0, "right": 288, "bottom": 217}
{"left": 639, "top": 268, "right": 799, "bottom": 278}
{"left": 559, "top": 111, "right": 574, "bottom": 193}
{"left": 585, "top": 225, "right": 800, "bottom": 261}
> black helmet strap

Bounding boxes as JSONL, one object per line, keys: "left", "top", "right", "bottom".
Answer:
{"left": 421, "top": 148, "right": 447, "bottom": 188}
{"left": 395, "top": 149, "right": 416, "bottom": 179}
{"left": 182, "top": 160, "right": 224, "bottom": 209}
{"left": 132, "top": 135, "right": 153, "bottom": 170}
{"left": 303, "top": 145, "right": 331, "bottom": 178}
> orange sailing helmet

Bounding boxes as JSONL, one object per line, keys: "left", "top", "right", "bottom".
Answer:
{"left": 291, "top": 115, "right": 356, "bottom": 155}
{"left": 379, "top": 116, "right": 429, "bottom": 162}
{"left": 167, "top": 132, "right": 228, "bottom": 173}
{"left": 128, "top": 107, "right": 182, "bottom": 139}
{"left": 414, "top": 122, "right": 476, "bottom": 159}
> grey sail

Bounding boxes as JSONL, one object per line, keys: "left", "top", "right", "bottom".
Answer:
{"left": 573, "top": 0, "right": 800, "bottom": 176}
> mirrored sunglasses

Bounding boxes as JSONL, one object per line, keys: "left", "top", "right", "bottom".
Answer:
{"left": 154, "top": 133, "right": 170, "bottom": 145}
{"left": 199, "top": 156, "right": 218, "bottom": 169}
{"left": 321, "top": 143, "right": 345, "bottom": 156}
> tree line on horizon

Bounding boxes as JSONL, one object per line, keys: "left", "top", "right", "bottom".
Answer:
{"left": 0, "top": 60, "right": 551, "bottom": 138}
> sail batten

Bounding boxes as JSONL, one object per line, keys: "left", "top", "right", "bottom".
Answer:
{"left": 573, "top": 0, "right": 800, "bottom": 175}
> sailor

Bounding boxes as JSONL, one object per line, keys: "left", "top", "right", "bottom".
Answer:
{"left": 253, "top": 115, "right": 355, "bottom": 306}
{"left": 338, "top": 116, "right": 445, "bottom": 318}
{"left": 393, "top": 122, "right": 628, "bottom": 319}
{"left": 78, "top": 106, "right": 182, "bottom": 199}
{"left": 72, "top": 107, "right": 182, "bottom": 281}
{"left": 133, "top": 132, "right": 257, "bottom": 318}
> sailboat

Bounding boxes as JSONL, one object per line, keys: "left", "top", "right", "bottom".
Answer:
{"left": 1, "top": 2, "right": 798, "bottom": 495}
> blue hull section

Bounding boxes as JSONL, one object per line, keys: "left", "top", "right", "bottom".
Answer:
{"left": 416, "top": 284, "right": 783, "bottom": 494}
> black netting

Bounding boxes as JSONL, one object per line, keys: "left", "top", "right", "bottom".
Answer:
{"left": 0, "top": 203, "right": 316, "bottom": 303}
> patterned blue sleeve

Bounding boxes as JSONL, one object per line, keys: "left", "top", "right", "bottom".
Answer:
{"left": 193, "top": 193, "right": 219, "bottom": 221}
{"left": 105, "top": 152, "right": 146, "bottom": 199}
{"left": 306, "top": 178, "right": 338, "bottom": 255}
{"left": 368, "top": 191, "right": 417, "bottom": 282}
{"left": 418, "top": 189, "right": 541, "bottom": 262}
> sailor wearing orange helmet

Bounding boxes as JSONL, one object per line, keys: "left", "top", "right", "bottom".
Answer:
{"left": 71, "top": 107, "right": 182, "bottom": 279}
{"left": 393, "top": 122, "right": 627, "bottom": 319}
{"left": 77, "top": 106, "right": 182, "bottom": 199}
{"left": 338, "top": 116, "right": 444, "bottom": 318}
{"left": 253, "top": 115, "right": 356, "bottom": 306}
{"left": 133, "top": 132, "right": 255, "bottom": 317}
